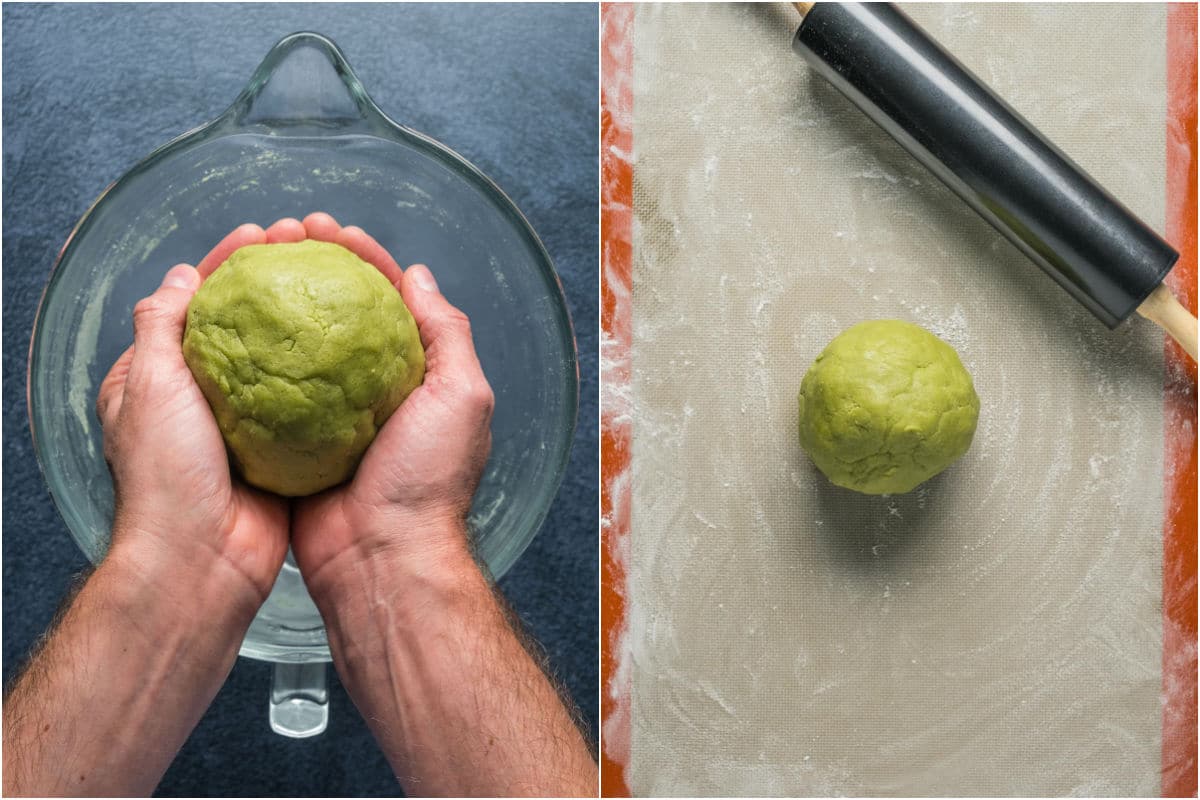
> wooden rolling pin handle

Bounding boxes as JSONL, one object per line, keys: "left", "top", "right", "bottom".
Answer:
{"left": 793, "top": 2, "right": 815, "bottom": 17}
{"left": 1137, "top": 283, "right": 1198, "bottom": 361}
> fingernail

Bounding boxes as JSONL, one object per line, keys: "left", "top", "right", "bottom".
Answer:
{"left": 410, "top": 265, "right": 438, "bottom": 292}
{"left": 161, "top": 264, "right": 195, "bottom": 290}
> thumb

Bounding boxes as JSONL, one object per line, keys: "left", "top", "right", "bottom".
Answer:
{"left": 131, "top": 264, "right": 201, "bottom": 362}
{"left": 399, "top": 264, "right": 487, "bottom": 384}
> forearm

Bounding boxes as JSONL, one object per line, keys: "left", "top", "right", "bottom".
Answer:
{"left": 3, "top": 548, "right": 254, "bottom": 796}
{"left": 312, "top": 535, "right": 596, "bottom": 797}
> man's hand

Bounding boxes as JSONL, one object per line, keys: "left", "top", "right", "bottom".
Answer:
{"left": 96, "top": 222, "right": 298, "bottom": 616}
{"left": 285, "top": 212, "right": 494, "bottom": 594}
{"left": 4, "top": 220, "right": 302, "bottom": 797}
{"left": 276, "top": 213, "right": 596, "bottom": 796}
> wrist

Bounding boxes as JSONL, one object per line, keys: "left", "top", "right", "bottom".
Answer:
{"left": 309, "top": 532, "right": 502, "bottom": 718}
{"left": 304, "top": 503, "right": 479, "bottom": 601}
{"left": 103, "top": 533, "right": 263, "bottom": 639}
{"left": 305, "top": 518, "right": 492, "bottom": 642}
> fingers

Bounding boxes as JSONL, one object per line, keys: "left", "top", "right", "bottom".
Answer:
{"left": 203, "top": 215, "right": 403, "bottom": 288}
{"left": 300, "top": 213, "right": 403, "bottom": 285}
{"left": 302, "top": 212, "right": 341, "bottom": 242}
{"left": 196, "top": 223, "right": 266, "bottom": 278}
{"left": 337, "top": 225, "right": 404, "bottom": 286}
{"left": 399, "top": 265, "right": 493, "bottom": 410}
{"left": 96, "top": 345, "right": 135, "bottom": 429}
{"left": 265, "top": 217, "right": 306, "bottom": 244}
{"left": 130, "top": 264, "right": 202, "bottom": 365}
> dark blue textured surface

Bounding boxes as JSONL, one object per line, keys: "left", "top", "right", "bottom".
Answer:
{"left": 2, "top": 4, "right": 597, "bottom": 796}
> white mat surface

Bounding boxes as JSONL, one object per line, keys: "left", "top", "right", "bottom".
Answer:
{"left": 626, "top": 4, "right": 1166, "bottom": 795}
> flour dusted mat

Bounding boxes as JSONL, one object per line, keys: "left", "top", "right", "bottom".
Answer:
{"left": 624, "top": 4, "right": 1167, "bottom": 795}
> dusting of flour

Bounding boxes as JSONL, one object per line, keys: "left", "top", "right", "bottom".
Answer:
{"left": 619, "top": 3, "right": 1168, "bottom": 796}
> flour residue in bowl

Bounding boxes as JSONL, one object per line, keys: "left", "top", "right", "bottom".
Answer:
{"left": 66, "top": 213, "right": 179, "bottom": 458}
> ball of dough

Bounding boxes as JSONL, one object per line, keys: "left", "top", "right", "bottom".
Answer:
{"left": 798, "top": 320, "right": 979, "bottom": 495}
{"left": 183, "top": 240, "right": 425, "bottom": 496}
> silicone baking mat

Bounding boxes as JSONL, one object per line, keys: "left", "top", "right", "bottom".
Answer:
{"left": 601, "top": 3, "right": 1197, "bottom": 796}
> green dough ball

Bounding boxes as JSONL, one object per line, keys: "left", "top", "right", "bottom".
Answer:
{"left": 183, "top": 240, "right": 425, "bottom": 496}
{"left": 797, "top": 320, "right": 979, "bottom": 495}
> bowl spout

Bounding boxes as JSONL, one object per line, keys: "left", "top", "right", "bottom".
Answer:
{"left": 224, "top": 31, "right": 388, "bottom": 134}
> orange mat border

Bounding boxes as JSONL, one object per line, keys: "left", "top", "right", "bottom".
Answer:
{"left": 599, "top": 6, "right": 1199, "bottom": 797}
{"left": 600, "top": 3, "right": 634, "bottom": 797}
{"left": 1162, "top": 4, "right": 1197, "bottom": 797}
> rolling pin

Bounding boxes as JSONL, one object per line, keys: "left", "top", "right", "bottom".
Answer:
{"left": 791, "top": 2, "right": 1197, "bottom": 360}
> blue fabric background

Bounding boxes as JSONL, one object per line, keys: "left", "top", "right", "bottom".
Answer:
{"left": 2, "top": 4, "right": 598, "bottom": 796}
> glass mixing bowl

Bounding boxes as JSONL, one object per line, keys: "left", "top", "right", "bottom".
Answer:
{"left": 27, "top": 32, "right": 578, "bottom": 737}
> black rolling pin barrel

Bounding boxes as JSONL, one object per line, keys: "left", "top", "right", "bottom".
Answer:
{"left": 792, "top": 2, "right": 1179, "bottom": 329}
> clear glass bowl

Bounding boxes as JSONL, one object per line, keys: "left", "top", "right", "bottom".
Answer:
{"left": 27, "top": 33, "right": 578, "bottom": 670}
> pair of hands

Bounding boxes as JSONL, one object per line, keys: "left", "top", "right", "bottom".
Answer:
{"left": 96, "top": 212, "right": 495, "bottom": 618}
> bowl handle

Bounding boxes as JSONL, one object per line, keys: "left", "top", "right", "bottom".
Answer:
{"left": 269, "top": 662, "right": 329, "bottom": 738}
